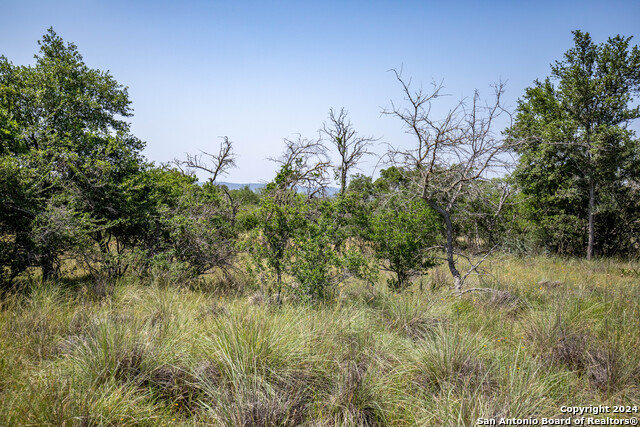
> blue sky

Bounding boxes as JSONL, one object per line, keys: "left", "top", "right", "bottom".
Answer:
{"left": 2, "top": 0, "right": 639, "bottom": 183}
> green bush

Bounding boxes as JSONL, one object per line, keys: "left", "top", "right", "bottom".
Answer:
{"left": 370, "top": 197, "right": 442, "bottom": 291}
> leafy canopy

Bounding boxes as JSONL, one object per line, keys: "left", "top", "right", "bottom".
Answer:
{"left": 508, "top": 30, "right": 640, "bottom": 256}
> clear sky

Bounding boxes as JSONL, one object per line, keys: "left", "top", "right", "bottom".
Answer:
{"left": 2, "top": 0, "right": 639, "bottom": 184}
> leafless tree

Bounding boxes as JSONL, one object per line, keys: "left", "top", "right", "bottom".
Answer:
{"left": 320, "top": 108, "right": 378, "bottom": 194}
{"left": 174, "top": 136, "right": 237, "bottom": 183}
{"left": 173, "top": 136, "right": 240, "bottom": 222}
{"left": 383, "top": 70, "right": 512, "bottom": 292}
{"left": 269, "top": 134, "right": 331, "bottom": 198}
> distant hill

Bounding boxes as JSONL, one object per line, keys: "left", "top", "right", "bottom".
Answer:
{"left": 216, "top": 182, "right": 266, "bottom": 192}
{"left": 214, "top": 182, "right": 340, "bottom": 196}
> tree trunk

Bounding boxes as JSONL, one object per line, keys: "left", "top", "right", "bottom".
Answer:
{"left": 585, "top": 126, "right": 595, "bottom": 261}
{"left": 587, "top": 176, "right": 595, "bottom": 260}
{"left": 41, "top": 254, "right": 57, "bottom": 282}
{"left": 275, "top": 265, "right": 282, "bottom": 304}
{"left": 427, "top": 200, "right": 463, "bottom": 291}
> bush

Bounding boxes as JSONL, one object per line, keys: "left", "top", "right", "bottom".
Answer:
{"left": 370, "top": 197, "right": 441, "bottom": 291}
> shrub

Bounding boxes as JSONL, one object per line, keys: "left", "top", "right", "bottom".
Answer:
{"left": 370, "top": 197, "right": 441, "bottom": 291}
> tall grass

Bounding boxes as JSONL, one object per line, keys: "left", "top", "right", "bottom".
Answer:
{"left": 0, "top": 255, "right": 638, "bottom": 425}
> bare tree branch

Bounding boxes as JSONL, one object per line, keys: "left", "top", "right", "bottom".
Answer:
{"left": 384, "top": 69, "right": 512, "bottom": 291}
{"left": 320, "top": 107, "right": 378, "bottom": 194}
{"left": 174, "top": 136, "right": 237, "bottom": 183}
{"left": 269, "top": 134, "right": 331, "bottom": 197}
{"left": 172, "top": 136, "right": 240, "bottom": 223}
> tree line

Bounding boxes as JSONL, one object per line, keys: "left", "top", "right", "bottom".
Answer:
{"left": 1, "top": 29, "right": 638, "bottom": 298}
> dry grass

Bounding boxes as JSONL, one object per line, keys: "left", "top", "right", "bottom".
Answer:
{"left": 0, "top": 255, "right": 638, "bottom": 425}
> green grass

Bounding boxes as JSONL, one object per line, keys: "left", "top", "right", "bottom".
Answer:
{"left": 1, "top": 255, "right": 639, "bottom": 426}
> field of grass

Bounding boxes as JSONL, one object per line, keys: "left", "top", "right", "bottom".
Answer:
{"left": 1, "top": 255, "right": 639, "bottom": 426}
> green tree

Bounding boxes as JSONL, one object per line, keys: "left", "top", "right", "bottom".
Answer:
{"left": 0, "top": 29, "right": 147, "bottom": 281}
{"left": 250, "top": 164, "right": 310, "bottom": 301}
{"left": 249, "top": 136, "right": 373, "bottom": 302}
{"left": 0, "top": 157, "right": 40, "bottom": 285}
{"left": 1, "top": 29, "right": 140, "bottom": 155}
{"left": 159, "top": 180, "right": 238, "bottom": 276}
{"left": 289, "top": 197, "right": 375, "bottom": 301}
{"left": 346, "top": 173, "right": 375, "bottom": 201}
{"left": 508, "top": 30, "right": 640, "bottom": 258}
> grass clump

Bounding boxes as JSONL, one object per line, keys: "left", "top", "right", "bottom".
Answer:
{"left": 0, "top": 255, "right": 639, "bottom": 425}
{"left": 411, "top": 325, "right": 493, "bottom": 394}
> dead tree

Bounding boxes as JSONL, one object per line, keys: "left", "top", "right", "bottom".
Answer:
{"left": 384, "top": 70, "right": 512, "bottom": 292}
{"left": 269, "top": 134, "right": 331, "bottom": 198}
{"left": 174, "top": 136, "right": 237, "bottom": 183}
{"left": 320, "top": 108, "right": 377, "bottom": 194}
{"left": 174, "top": 136, "right": 240, "bottom": 223}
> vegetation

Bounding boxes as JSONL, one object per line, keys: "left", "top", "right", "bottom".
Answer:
{"left": 1, "top": 29, "right": 639, "bottom": 425}
{"left": 369, "top": 196, "right": 441, "bottom": 291}
{"left": 0, "top": 257, "right": 638, "bottom": 425}
{"left": 508, "top": 30, "right": 640, "bottom": 258}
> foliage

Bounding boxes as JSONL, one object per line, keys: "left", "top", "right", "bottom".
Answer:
{"left": 0, "top": 30, "right": 242, "bottom": 287}
{"left": 248, "top": 165, "right": 310, "bottom": 299}
{"left": 289, "top": 198, "right": 374, "bottom": 301}
{"left": 508, "top": 30, "right": 640, "bottom": 257}
{"left": 369, "top": 196, "right": 441, "bottom": 291}
{"left": 163, "top": 181, "right": 238, "bottom": 276}
{"left": 453, "top": 178, "right": 520, "bottom": 254}
{"left": 229, "top": 185, "right": 261, "bottom": 208}
{"left": 249, "top": 162, "right": 375, "bottom": 302}
{"left": 0, "top": 29, "right": 146, "bottom": 282}
{"left": 0, "top": 156, "right": 42, "bottom": 285}
{"left": 373, "top": 166, "right": 415, "bottom": 194}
